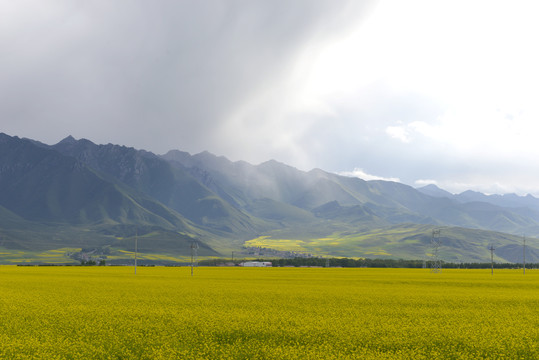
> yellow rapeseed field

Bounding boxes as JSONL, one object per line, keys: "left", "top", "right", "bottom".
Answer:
{"left": 0, "top": 266, "right": 538, "bottom": 359}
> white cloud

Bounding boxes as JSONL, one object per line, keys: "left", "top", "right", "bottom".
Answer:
{"left": 385, "top": 126, "right": 410, "bottom": 143}
{"left": 414, "top": 179, "right": 438, "bottom": 187}
{"left": 338, "top": 168, "right": 400, "bottom": 182}
{"left": 385, "top": 121, "right": 439, "bottom": 144}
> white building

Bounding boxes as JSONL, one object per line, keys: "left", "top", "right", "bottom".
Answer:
{"left": 240, "top": 261, "right": 272, "bottom": 267}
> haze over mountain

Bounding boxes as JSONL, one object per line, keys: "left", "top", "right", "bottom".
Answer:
{"left": 0, "top": 133, "right": 537, "bottom": 264}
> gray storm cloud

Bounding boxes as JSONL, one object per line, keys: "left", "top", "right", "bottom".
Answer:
{"left": 0, "top": 0, "right": 373, "bottom": 164}
{"left": 5, "top": 1, "right": 539, "bottom": 196}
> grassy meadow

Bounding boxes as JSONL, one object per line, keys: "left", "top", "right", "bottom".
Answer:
{"left": 244, "top": 225, "right": 527, "bottom": 262}
{"left": 1, "top": 266, "right": 538, "bottom": 359}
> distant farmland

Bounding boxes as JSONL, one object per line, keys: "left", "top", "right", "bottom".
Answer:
{"left": 1, "top": 267, "right": 538, "bottom": 359}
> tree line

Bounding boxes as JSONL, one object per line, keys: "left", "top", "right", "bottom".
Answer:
{"left": 199, "top": 257, "right": 537, "bottom": 269}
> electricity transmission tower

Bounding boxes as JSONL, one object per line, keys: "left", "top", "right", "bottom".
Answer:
{"left": 523, "top": 236, "right": 526, "bottom": 275}
{"left": 190, "top": 241, "right": 198, "bottom": 276}
{"left": 430, "top": 229, "right": 442, "bottom": 273}
{"left": 489, "top": 245, "right": 495, "bottom": 275}
{"left": 134, "top": 229, "right": 138, "bottom": 275}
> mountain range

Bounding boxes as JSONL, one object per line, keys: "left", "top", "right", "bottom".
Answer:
{"left": 0, "top": 132, "right": 537, "bottom": 264}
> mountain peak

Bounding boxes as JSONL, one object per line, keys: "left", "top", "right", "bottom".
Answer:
{"left": 460, "top": 190, "right": 481, "bottom": 195}
{"left": 58, "top": 135, "right": 76, "bottom": 144}
{"left": 193, "top": 151, "right": 233, "bottom": 166}
{"left": 417, "top": 184, "right": 453, "bottom": 198}
{"left": 258, "top": 159, "right": 295, "bottom": 169}
{"left": 421, "top": 184, "right": 440, "bottom": 190}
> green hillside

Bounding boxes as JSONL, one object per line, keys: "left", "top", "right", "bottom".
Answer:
{"left": 2, "top": 133, "right": 539, "bottom": 264}
{"left": 244, "top": 224, "right": 533, "bottom": 263}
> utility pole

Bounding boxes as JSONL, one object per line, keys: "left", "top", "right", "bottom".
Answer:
{"left": 231, "top": 251, "right": 234, "bottom": 264}
{"left": 523, "top": 235, "right": 526, "bottom": 275}
{"left": 489, "top": 245, "right": 495, "bottom": 275}
{"left": 430, "top": 229, "right": 442, "bottom": 273}
{"left": 134, "top": 228, "right": 138, "bottom": 275}
{"left": 190, "top": 241, "right": 198, "bottom": 276}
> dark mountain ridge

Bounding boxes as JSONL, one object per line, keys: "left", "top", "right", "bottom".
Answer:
{"left": 51, "top": 136, "right": 264, "bottom": 239}
{"left": 0, "top": 134, "right": 220, "bottom": 258}
{"left": 1, "top": 133, "right": 538, "bottom": 263}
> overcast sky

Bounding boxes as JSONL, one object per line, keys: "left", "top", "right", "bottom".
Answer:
{"left": 2, "top": 1, "right": 539, "bottom": 195}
